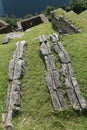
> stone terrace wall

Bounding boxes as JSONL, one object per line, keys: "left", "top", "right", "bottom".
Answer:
{"left": 51, "top": 13, "right": 81, "bottom": 34}
{"left": 17, "top": 14, "right": 49, "bottom": 31}
{"left": 0, "top": 19, "right": 11, "bottom": 34}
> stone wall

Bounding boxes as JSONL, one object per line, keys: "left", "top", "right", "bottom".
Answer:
{"left": 51, "top": 14, "right": 81, "bottom": 34}
{"left": 0, "top": 19, "right": 11, "bottom": 34}
{"left": 17, "top": 14, "right": 49, "bottom": 31}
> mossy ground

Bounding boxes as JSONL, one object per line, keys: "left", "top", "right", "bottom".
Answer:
{"left": 1, "top": 10, "right": 87, "bottom": 129}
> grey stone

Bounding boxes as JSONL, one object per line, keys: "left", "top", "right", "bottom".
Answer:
{"left": 2, "top": 36, "right": 10, "bottom": 44}
{"left": 4, "top": 40, "right": 27, "bottom": 130}
{"left": 40, "top": 35, "right": 67, "bottom": 111}
{"left": 50, "top": 33, "right": 87, "bottom": 110}
{"left": 51, "top": 13, "right": 81, "bottom": 34}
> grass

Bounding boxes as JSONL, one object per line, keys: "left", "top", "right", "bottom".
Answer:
{"left": 0, "top": 12, "right": 87, "bottom": 130}
{"left": 79, "top": 9, "right": 87, "bottom": 20}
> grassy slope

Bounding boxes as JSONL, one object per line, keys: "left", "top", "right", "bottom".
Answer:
{"left": 79, "top": 9, "right": 87, "bottom": 20}
{"left": 1, "top": 10, "right": 87, "bottom": 129}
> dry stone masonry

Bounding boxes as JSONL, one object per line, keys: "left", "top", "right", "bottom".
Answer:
{"left": 17, "top": 14, "right": 49, "bottom": 31}
{"left": 51, "top": 13, "right": 81, "bottom": 34}
{"left": 3, "top": 41, "right": 27, "bottom": 130}
{"left": 0, "top": 19, "right": 11, "bottom": 34}
{"left": 50, "top": 33, "right": 87, "bottom": 110}
{"left": 39, "top": 35, "right": 67, "bottom": 111}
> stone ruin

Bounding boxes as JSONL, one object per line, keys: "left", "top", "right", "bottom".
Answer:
{"left": 51, "top": 12, "right": 81, "bottom": 34}
{"left": 0, "top": 19, "right": 11, "bottom": 34}
{"left": 17, "top": 14, "right": 49, "bottom": 31}
{"left": 0, "top": 14, "right": 48, "bottom": 34}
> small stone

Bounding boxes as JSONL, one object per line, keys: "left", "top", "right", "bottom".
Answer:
{"left": 2, "top": 36, "right": 10, "bottom": 44}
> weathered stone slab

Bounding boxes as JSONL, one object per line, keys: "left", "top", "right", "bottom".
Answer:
{"left": 50, "top": 33, "right": 87, "bottom": 110}
{"left": 16, "top": 41, "right": 27, "bottom": 59}
{"left": 40, "top": 35, "right": 67, "bottom": 111}
{"left": 14, "top": 60, "right": 25, "bottom": 80}
{"left": 50, "top": 34, "right": 57, "bottom": 43}
{"left": 49, "top": 55, "right": 56, "bottom": 71}
{"left": 46, "top": 72, "right": 66, "bottom": 110}
{"left": 52, "top": 70, "right": 61, "bottom": 89}
{"left": 40, "top": 43, "right": 49, "bottom": 56}
{"left": 58, "top": 41, "right": 71, "bottom": 63}
{"left": 59, "top": 51, "right": 68, "bottom": 63}
{"left": 41, "top": 34, "right": 47, "bottom": 43}
{"left": 56, "top": 88, "right": 67, "bottom": 109}
{"left": 6, "top": 81, "right": 21, "bottom": 115}
{"left": 4, "top": 41, "right": 27, "bottom": 130}
{"left": 61, "top": 63, "right": 74, "bottom": 78}
{"left": 53, "top": 33, "right": 60, "bottom": 42}
{"left": 6, "top": 32, "right": 24, "bottom": 39}
{"left": 71, "top": 77, "right": 87, "bottom": 110}
{"left": 11, "top": 80, "right": 21, "bottom": 111}
{"left": 50, "top": 89, "right": 62, "bottom": 111}
{"left": 65, "top": 77, "right": 81, "bottom": 110}
{"left": 46, "top": 72, "right": 64, "bottom": 111}
{"left": 74, "top": 87, "right": 87, "bottom": 110}
{"left": 66, "top": 88, "right": 81, "bottom": 110}
{"left": 44, "top": 56, "right": 52, "bottom": 72}
{"left": 50, "top": 34, "right": 70, "bottom": 63}
{"left": 52, "top": 42, "right": 60, "bottom": 53}
{"left": 8, "top": 60, "right": 15, "bottom": 81}
{"left": 4, "top": 110, "right": 14, "bottom": 130}
{"left": 50, "top": 33, "right": 60, "bottom": 43}
{"left": 2, "top": 36, "right": 10, "bottom": 44}
{"left": 44, "top": 55, "right": 56, "bottom": 72}
{"left": 39, "top": 35, "right": 51, "bottom": 55}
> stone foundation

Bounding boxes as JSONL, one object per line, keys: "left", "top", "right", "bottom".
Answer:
{"left": 51, "top": 13, "right": 81, "bottom": 34}
{"left": 0, "top": 19, "right": 11, "bottom": 34}
{"left": 17, "top": 14, "right": 49, "bottom": 31}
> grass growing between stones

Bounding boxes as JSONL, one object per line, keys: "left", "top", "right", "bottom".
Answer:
{"left": 0, "top": 20, "right": 87, "bottom": 130}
